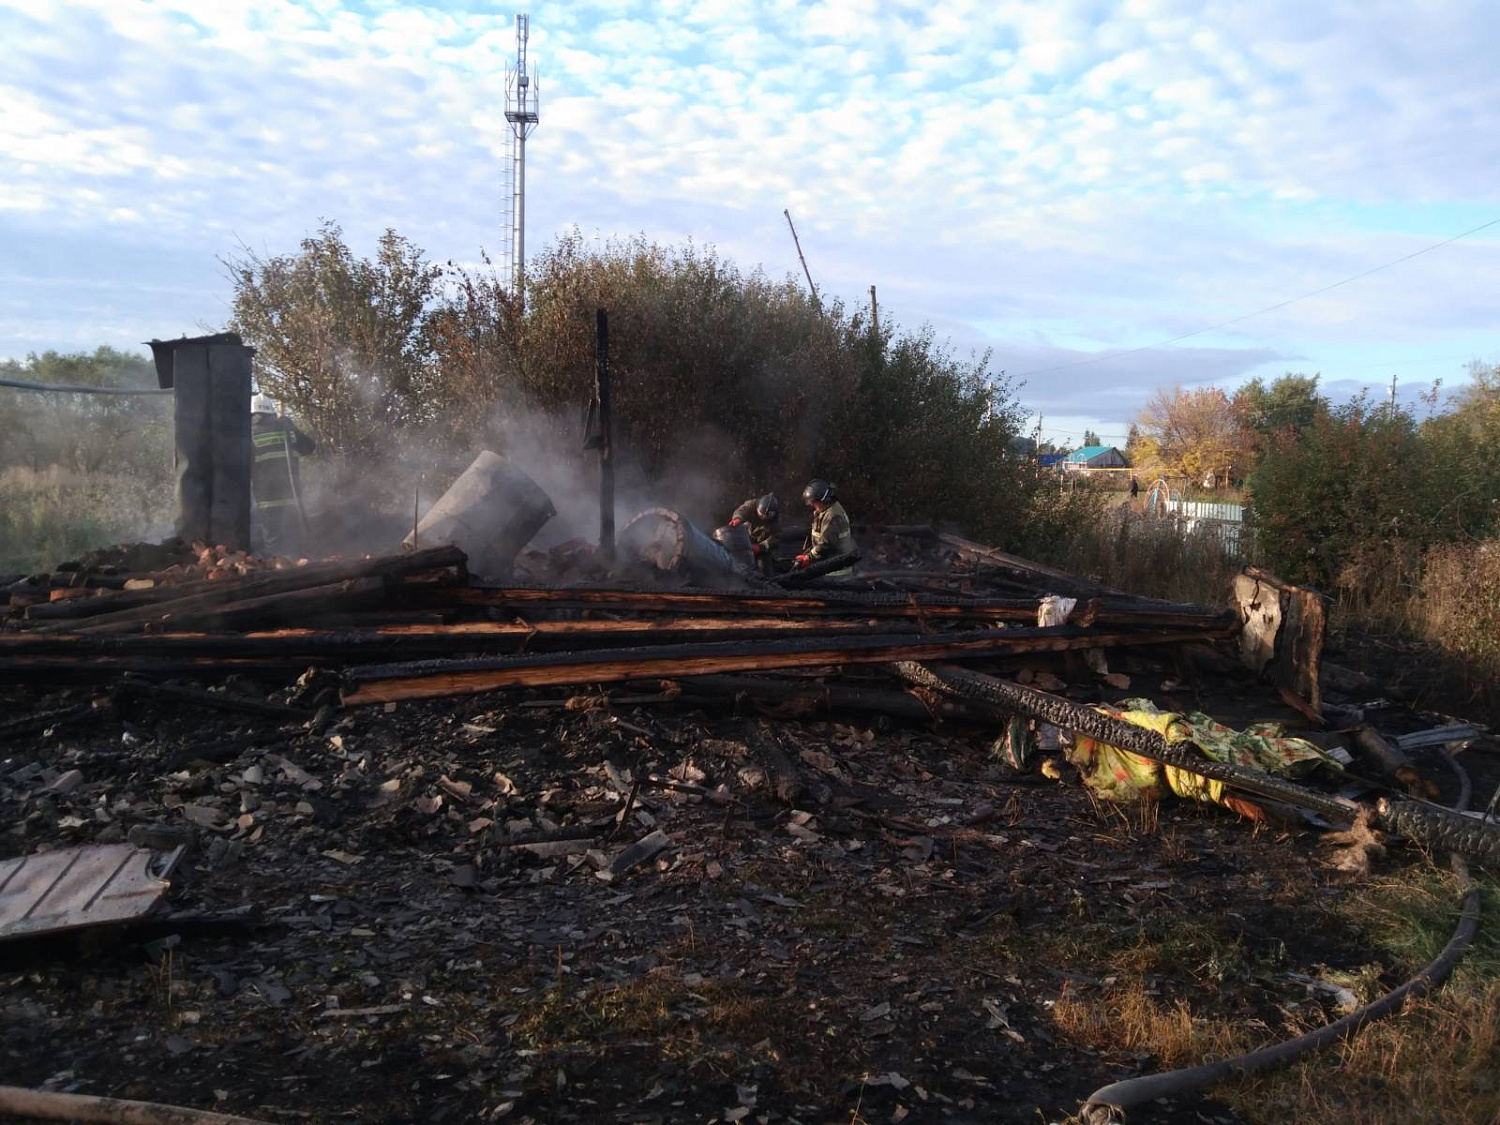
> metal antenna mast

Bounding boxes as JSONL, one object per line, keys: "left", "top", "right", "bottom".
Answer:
{"left": 502, "top": 13, "right": 540, "bottom": 301}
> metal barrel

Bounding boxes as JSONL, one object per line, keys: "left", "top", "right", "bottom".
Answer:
{"left": 619, "top": 508, "right": 745, "bottom": 582}
{"left": 402, "top": 451, "right": 556, "bottom": 575}
{"left": 711, "top": 523, "right": 756, "bottom": 572}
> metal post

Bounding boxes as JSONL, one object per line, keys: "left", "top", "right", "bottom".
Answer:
{"left": 515, "top": 131, "right": 526, "bottom": 301}
{"left": 596, "top": 308, "right": 615, "bottom": 561}
{"left": 869, "top": 285, "right": 879, "bottom": 335}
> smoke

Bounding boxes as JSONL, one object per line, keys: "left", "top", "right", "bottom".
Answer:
{"left": 291, "top": 395, "right": 748, "bottom": 573}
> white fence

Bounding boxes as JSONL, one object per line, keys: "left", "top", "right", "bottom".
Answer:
{"left": 1145, "top": 484, "right": 1251, "bottom": 556}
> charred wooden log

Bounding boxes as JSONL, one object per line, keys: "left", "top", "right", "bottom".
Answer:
{"left": 402, "top": 583, "right": 1236, "bottom": 628}
{"left": 115, "top": 676, "right": 315, "bottom": 721}
{"left": 24, "top": 545, "right": 465, "bottom": 629}
{"left": 0, "top": 616, "right": 920, "bottom": 661}
{"left": 341, "top": 624, "right": 1235, "bottom": 705}
{"left": 69, "top": 577, "right": 387, "bottom": 636}
{"left": 893, "top": 661, "right": 1359, "bottom": 822}
{"left": 770, "top": 552, "right": 862, "bottom": 586}
{"left": 1234, "top": 567, "right": 1327, "bottom": 717}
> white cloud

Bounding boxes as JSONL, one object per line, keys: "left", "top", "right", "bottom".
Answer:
{"left": 0, "top": 0, "right": 1496, "bottom": 435}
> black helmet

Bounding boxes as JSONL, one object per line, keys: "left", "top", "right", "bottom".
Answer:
{"left": 756, "top": 493, "right": 779, "bottom": 521}
{"left": 802, "top": 479, "right": 835, "bottom": 506}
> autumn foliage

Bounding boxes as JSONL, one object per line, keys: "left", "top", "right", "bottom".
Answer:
{"left": 227, "top": 225, "right": 1092, "bottom": 548}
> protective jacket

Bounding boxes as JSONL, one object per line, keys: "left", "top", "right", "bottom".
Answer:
{"left": 730, "top": 497, "right": 780, "bottom": 546}
{"left": 250, "top": 415, "right": 315, "bottom": 556}
{"left": 807, "top": 500, "right": 856, "bottom": 575}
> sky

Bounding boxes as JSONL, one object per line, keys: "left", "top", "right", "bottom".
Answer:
{"left": 2, "top": 0, "right": 1497, "bottom": 448}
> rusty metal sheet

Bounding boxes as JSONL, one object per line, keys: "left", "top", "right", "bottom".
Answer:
{"left": 0, "top": 843, "right": 183, "bottom": 941}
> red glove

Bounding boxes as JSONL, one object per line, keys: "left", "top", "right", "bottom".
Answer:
{"left": 794, "top": 554, "right": 811, "bottom": 569}
{"left": 728, "top": 517, "right": 744, "bottom": 527}
{"left": 751, "top": 542, "right": 765, "bottom": 556}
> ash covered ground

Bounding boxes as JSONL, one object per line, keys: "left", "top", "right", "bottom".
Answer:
{"left": 3, "top": 646, "right": 1478, "bottom": 1125}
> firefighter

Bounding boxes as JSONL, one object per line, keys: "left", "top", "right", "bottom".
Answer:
{"left": 795, "top": 479, "right": 856, "bottom": 577}
{"left": 250, "top": 393, "right": 316, "bottom": 558}
{"left": 728, "top": 492, "right": 780, "bottom": 569}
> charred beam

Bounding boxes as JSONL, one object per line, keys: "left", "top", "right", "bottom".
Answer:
{"left": 116, "top": 676, "right": 315, "bottom": 721}
{"left": 770, "top": 551, "right": 862, "bottom": 586}
{"left": 341, "top": 624, "right": 1233, "bottom": 705}
{"left": 399, "top": 583, "right": 1235, "bottom": 628}
{"left": 69, "top": 577, "right": 387, "bottom": 636}
{"left": 25, "top": 545, "right": 465, "bottom": 629}
{"left": 0, "top": 616, "right": 921, "bottom": 660}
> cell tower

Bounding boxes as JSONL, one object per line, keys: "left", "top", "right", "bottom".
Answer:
{"left": 500, "top": 13, "right": 540, "bottom": 300}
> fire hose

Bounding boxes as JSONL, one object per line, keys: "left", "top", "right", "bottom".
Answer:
{"left": 890, "top": 661, "right": 1488, "bottom": 1122}
{"left": 771, "top": 551, "right": 862, "bottom": 587}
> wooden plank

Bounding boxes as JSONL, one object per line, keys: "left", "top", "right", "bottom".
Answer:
{"left": 342, "top": 625, "right": 1232, "bottom": 705}
{"left": 69, "top": 577, "right": 387, "bottom": 637}
{"left": 401, "top": 583, "right": 1233, "bottom": 628}
{"left": 25, "top": 545, "right": 465, "bottom": 629}
{"left": 0, "top": 616, "right": 917, "bottom": 659}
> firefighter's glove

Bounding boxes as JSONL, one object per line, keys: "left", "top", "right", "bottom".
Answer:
{"left": 794, "top": 554, "right": 811, "bottom": 569}
{"left": 728, "top": 518, "right": 744, "bottom": 527}
{"left": 751, "top": 542, "right": 765, "bottom": 556}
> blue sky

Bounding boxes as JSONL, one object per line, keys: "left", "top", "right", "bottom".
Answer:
{"left": 2, "top": 0, "right": 1497, "bottom": 447}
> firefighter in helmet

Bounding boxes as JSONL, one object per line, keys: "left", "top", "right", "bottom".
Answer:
{"left": 795, "top": 479, "right": 856, "bottom": 577}
{"left": 250, "top": 393, "right": 316, "bottom": 559}
{"left": 728, "top": 492, "right": 781, "bottom": 569}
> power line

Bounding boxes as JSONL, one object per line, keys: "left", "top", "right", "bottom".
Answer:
{"left": 1013, "top": 216, "right": 1500, "bottom": 379}
{"left": 0, "top": 376, "right": 171, "bottom": 395}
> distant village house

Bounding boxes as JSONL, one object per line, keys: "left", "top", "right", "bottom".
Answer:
{"left": 1061, "top": 444, "right": 1128, "bottom": 471}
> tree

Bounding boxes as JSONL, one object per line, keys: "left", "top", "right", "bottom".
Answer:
{"left": 221, "top": 222, "right": 1096, "bottom": 550}
{"left": 1135, "top": 385, "right": 1250, "bottom": 486}
{"left": 0, "top": 347, "right": 170, "bottom": 476}
{"left": 226, "top": 221, "right": 444, "bottom": 455}
{"left": 1233, "top": 373, "right": 1327, "bottom": 460}
{"left": 1082, "top": 428, "right": 1101, "bottom": 447}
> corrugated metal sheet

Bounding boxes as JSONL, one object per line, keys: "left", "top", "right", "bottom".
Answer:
{"left": 0, "top": 843, "right": 183, "bottom": 941}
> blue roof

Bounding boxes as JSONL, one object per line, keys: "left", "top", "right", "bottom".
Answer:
{"left": 1064, "top": 445, "right": 1116, "bottom": 462}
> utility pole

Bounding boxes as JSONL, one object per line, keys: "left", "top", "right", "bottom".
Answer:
{"left": 502, "top": 13, "right": 540, "bottom": 303}
{"left": 1389, "top": 373, "right": 1398, "bottom": 419}
{"left": 869, "top": 285, "right": 879, "bottom": 336}
{"left": 783, "top": 209, "right": 820, "bottom": 310}
{"left": 595, "top": 308, "right": 614, "bottom": 562}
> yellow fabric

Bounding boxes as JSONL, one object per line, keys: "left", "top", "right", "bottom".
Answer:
{"left": 1065, "top": 700, "right": 1340, "bottom": 807}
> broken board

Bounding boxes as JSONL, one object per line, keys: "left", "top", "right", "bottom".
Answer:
{"left": 0, "top": 843, "right": 184, "bottom": 941}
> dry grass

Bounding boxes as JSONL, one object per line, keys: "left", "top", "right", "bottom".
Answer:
{"left": 1052, "top": 977, "right": 1253, "bottom": 1069}
{"left": 1040, "top": 502, "right": 1245, "bottom": 606}
{"left": 1226, "top": 982, "right": 1500, "bottom": 1124}
{"left": 1038, "top": 863, "right": 1500, "bottom": 1125}
{"left": 0, "top": 465, "right": 172, "bottom": 572}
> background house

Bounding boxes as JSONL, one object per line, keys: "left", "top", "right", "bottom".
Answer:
{"left": 1062, "top": 445, "right": 1128, "bottom": 470}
